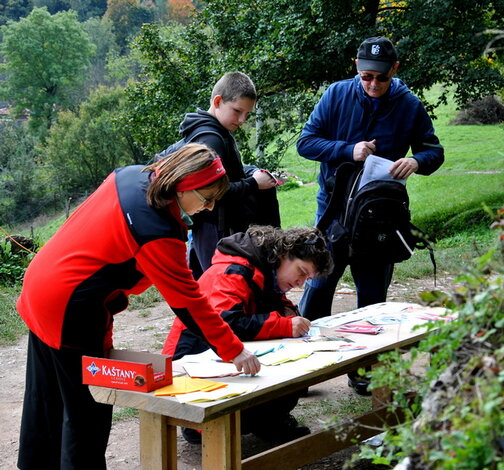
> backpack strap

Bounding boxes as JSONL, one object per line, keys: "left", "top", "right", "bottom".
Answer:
{"left": 317, "top": 162, "right": 362, "bottom": 233}
{"left": 153, "top": 127, "right": 228, "bottom": 162}
{"left": 186, "top": 128, "right": 228, "bottom": 152}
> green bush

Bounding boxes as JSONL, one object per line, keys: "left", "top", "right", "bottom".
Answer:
{"left": 0, "top": 239, "right": 34, "bottom": 286}
{"left": 344, "top": 210, "right": 504, "bottom": 469}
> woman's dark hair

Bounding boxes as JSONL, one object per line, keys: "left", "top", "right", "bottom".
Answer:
{"left": 143, "top": 143, "right": 229, "bottom": 209}
{"left": 247, "top": 225, "right": 333, "bottom": 278}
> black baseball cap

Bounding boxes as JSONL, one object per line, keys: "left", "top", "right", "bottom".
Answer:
{"left": 356, "top": 37, "right": 398, "bottom": 73}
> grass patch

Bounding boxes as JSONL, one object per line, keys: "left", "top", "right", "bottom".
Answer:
{"left": 278, "top": 184, "right": 318, "bottom": 227}
{"left": 293, "top": 395, "right": 372, "bottom": 427}
{"left": 112, "top": 407, "right": 139, "bottom": 422}
{"left": 128, "top": 286, "right": 164, "bottom": 310}
{"left": 0, "top": 285, "right": 26, "bottom": 344}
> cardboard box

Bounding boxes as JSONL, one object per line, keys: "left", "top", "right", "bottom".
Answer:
{"left": 82, "top": 349, "right": 172, "bottom": 392}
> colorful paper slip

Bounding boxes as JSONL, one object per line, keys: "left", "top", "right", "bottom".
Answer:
{"left": 183, "top": 362, "right": 243, "bottom": 378}
{"left": 176, "top": 383, "right": 258, "bottom": 403}
{"left": 333, "top": 324, "right": 384, "bottom": 334}
{"left": 154, "top": 376, "right": 227, "bottom": 396}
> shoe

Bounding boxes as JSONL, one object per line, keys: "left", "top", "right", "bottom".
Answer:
{"left": 347, "top": 370, "right": 371, "bottom": 396}
{"left": 253, "top": 414, "right": 310, "bottom": 444}
{"left": 182, "top": 427, "right": 202, "bottom": 444}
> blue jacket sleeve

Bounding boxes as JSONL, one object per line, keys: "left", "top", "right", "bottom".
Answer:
{"left": 297, "top": 83, "right": 355, "bottom": 165}
{"left": 407, "top": 98, "right": 444, "bottom": 175}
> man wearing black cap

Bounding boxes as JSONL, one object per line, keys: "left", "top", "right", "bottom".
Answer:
{"left": 296, "top": 37, "right": 444, "bottom": 395}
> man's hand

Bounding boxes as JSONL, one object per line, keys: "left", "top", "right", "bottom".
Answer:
{"left": 291, "top": 316, "right": 311, "bottom": 337}
{"left": 388, "top": 157, "right": 419, "bottom": 179}
{"left": 232, "top": 348, "right": 261, "bottom": 376}
{"left": 353, "top": 139, "right": 376, "bottom": 162}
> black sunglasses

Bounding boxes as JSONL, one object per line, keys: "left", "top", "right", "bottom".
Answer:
{"left": 359, "top": 73, "right": 391, "bottom": 83}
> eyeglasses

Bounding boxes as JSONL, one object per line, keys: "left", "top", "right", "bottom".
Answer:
{"left": 359, "top": 73, "right": 391, "bottom": 83}
{"left": 192, "top": 189, "right": 213, "bottom": 207}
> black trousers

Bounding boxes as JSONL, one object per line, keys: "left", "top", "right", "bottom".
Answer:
{"left": 299, "top": 246, "right": 394, "bottom": 321}
{"left": 18, "top": 332, "right": 113, "bottom": 470}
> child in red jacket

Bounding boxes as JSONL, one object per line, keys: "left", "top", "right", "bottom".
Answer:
{"left": 164, "top": 225, "right": 333, "bottom": 445}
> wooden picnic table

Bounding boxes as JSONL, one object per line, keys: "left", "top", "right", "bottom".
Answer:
{"left": 90, "top": 302, "right": 444, "bottom": 469}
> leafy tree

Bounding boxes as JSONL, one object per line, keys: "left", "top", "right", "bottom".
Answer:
{"left": 0, "top": 0, "right": 33, "bottom": 27}
{"left": 377, "top": 0, "right": 504, "bottom": 110}
{"left": 122, "top": 23, "right": 209, "bottom": 156}
{"left": 0, "top": 7, "right": 96, "bottom": 136}
{"left": 83, "top": 16, "right": 120, "bottom": 89}
{"left": 167, "top": 0, "right": 195, "bottom": 24}
{"left": 32, "top": 0, "right": 70, "bottom": 14}
{"left": 67, "top": 0, "right": 108, "bottom": 21}
{"left": 123, "top": 0, "right": 504, "bottom": 170}
{"left": 104, "top": 0, "right": 155, "bottom": 51}
{"left": 0, "top": 122, "right": 46, "bottom": 225}
{"left": 42, "top": 85, "right": 143, "bottom": 198}
{"left": 105, "top": 45, "right": 144, "bottom": 85}
{"left": 351, "top": 211, "right": 504, "bottom": 468}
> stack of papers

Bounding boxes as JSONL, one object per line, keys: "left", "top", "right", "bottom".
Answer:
{"left": 176, "top": 383, "right": 258, "bottom": 403}
{"left": 334, "top": 324, "right": 384, "bottom": 334}
{"left": 183, "top": 362, "right": 242, "bottom": 378}
{"left": 306, "top": 342, "right": 367, "bottom": 352}
{"left": 258, "top": 344, "right": 313, "bottom": 366}
{"left": 154, "top": 377, "right": 227, "bottom": 396}
{"left": 311, "top": 302, "right": 419, "bottom": 328}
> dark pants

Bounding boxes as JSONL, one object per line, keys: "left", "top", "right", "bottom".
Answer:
{"left": 299, "top": 246, "right": 394, "bottom": 320}
{"left": 18, "top": 332, "right": 113, "bottom": 470}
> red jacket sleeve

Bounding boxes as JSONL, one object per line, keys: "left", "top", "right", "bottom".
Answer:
{"left": 134, "top": 238, "right": 244, "bottom": 362}
{"left": 199, "top": 266, "right": 293, "bottom": 340}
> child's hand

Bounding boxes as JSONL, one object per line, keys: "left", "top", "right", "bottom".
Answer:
{"left": 253, "top": 169, "right": 278, "bottom": 189}
{"left": 291, "top": 317, "right": 311, "bottom": 337}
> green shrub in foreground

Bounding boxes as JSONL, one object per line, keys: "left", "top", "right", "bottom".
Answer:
{"left": 342, "top": 211, "right": 504, "bottom": 469}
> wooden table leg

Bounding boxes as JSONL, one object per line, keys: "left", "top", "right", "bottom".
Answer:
{"left": 201, "top": 411, "right": 241, "bottom": 470}
{"left": 139, "top": 410, "right": 178, "bottom": 470}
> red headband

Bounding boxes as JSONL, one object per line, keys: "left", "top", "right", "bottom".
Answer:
{"left": 175, "top": 157, "right": 226, "bottom": 192}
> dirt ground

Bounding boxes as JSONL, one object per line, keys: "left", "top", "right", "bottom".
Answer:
{"left": 0, "top": 276, "right": 451, "bottom": 470}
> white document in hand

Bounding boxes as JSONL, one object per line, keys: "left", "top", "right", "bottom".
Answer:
{"left": 358, "top": 154, "right": 406, "bottom": 190}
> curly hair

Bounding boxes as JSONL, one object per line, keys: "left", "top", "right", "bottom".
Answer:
{"left": 247, "top": 225, "right": 333, "bottom": 278}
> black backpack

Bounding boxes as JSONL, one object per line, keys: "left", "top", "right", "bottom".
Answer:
{"left": 317, "top": 162, "right": 436, "bottom": 279}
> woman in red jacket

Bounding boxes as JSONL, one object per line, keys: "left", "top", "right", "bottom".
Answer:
{"left": 16, "top": 143, "right": 260, "bottom": 470}
{"left": 164, "top": 225, "right": 333, "bottom": 444}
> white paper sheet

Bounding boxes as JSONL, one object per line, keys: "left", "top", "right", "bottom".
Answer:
{"left": 358, "top": 154, "right": 405, "bottom": 190}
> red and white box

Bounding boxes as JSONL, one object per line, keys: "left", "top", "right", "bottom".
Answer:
{"left": 82, "top": 349, "right": 172, "bottom": 393}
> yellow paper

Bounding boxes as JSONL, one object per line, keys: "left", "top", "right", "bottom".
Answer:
{"left": 154, "top": 376, "right": 227, "bottom": 396}
{"left": 258, "top": 344, "right": 313, "bottom": 366}
{"left": 176, "top": 383, "right": 258, "bottom": 403}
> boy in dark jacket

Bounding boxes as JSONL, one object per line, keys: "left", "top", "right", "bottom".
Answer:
{"left": 164, "top": 72, "right": 280, "bottom": 278}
